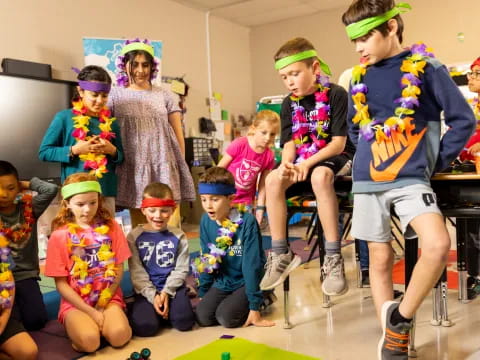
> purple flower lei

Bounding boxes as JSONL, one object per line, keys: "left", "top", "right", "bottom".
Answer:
{"left": 290, "top": 75, "right": 331, "bottom": 164}
{"left": 350, "top": 43, "right": 435, "bottom": 142}
{"left": 115, "top": 38, "right": 159, "bottom": 87}
{"left": 190, "top": 209, "right": 244, "bottom": 278}
{"left": 68, "top": 223, "right": 116, "bottom": 307}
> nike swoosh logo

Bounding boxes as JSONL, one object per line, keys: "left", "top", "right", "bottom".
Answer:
{"left": 369, "top": 127, "right": 427, "bottom": 182}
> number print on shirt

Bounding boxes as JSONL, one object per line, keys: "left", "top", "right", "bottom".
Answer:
{"left": 139, "top": 240, "right": 175, "bottom": 267}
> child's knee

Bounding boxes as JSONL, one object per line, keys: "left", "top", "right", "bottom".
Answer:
{"left": 172, "top": 312, "right": 195, "bottom": 331}
{"left": 311, "top": 168, "right": 334, "bottom": 188}
{"left": 130, "top": 313, "right": 159, "bottom": 337}
{"left": 105, "top": 325, "right": 132, "bottom": 348}
{"left": 73, "top": 332, "right": 101, "bottom": 353}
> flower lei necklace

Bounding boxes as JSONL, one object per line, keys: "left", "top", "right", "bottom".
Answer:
{"left": 470, "top": 97, "right": 480, "bottom": 122}
{"left": 67, "top": 223, "right": 117, "bottom": 308}
{"left": 191, "top": 208, "right": 243, "bottom": 278}
{"left": 71, "top": 100, "right": 116, "bottom": 178}
{"left": 0, "top": 234, "right": 14, "bottom": 309}
{"left": 291, "top": 75, "right": 331, "bottom": 164}
{"left": 0, "top": 193, "right": 34, "bottom": 243}
{"left": 351, "top": 43, "right": 435, "bottom": 143}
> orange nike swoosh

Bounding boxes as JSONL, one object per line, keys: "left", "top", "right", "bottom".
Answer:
{"left": 369, "top": 128, "right": 427, "bottom": 182}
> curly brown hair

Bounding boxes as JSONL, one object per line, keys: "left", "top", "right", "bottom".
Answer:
{"left": 51, "top": 173, "right": 112, "bottom": 230}
{"left": 198, "top": 167, "right": 235, "bottom": 186}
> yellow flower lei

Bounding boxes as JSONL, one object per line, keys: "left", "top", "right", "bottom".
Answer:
{"left": 67, "top": 223, "right": 117, "bottom": 308}
{"left": 351, "top": 43, "right": 434, "bottom": 143}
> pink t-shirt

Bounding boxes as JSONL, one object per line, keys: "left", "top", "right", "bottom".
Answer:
{"left": 226, "top": 137, "right": 275, "bottom": 205}
{"left": 45, "top": 221, "right": 131, "bottom": 323}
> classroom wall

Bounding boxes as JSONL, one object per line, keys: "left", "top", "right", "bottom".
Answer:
{"left": 0, "top": 0, "right": 253, "bottom": 135}
{"left": 250, "top": 0, "right": 480, "bottom": 103}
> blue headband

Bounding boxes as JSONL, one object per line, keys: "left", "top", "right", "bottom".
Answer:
{"left": 198, "top": 183, "right": 236, "bottom": 195}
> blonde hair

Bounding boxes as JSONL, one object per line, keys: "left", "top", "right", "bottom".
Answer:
{"left": 247, "top": 110, "right": 280, "bottom": 136}
{"left": 52, "top": 173, "right": 112, "bottom": 230}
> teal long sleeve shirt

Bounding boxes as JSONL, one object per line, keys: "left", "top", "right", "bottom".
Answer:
{"left": 38, "top": 108, "right": 124, "bottom": 196}
{"left": 198, "top": 212, "right": 265, "bottom": 310}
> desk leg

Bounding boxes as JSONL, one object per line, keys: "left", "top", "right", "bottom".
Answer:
{"left": 456, "top": 219, "right": 468, "bottom": 303}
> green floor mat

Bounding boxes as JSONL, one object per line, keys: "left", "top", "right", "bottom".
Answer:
{"left": 174, "top": 337, "right": 321, "bottom": 360}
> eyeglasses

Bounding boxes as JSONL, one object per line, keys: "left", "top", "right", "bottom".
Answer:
{"left": 467, "top": 71, "right": 480, "bottom": 79}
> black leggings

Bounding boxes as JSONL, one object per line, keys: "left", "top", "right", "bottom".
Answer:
{"left": 196, "top": 286, "right": 249, "bottom": 328}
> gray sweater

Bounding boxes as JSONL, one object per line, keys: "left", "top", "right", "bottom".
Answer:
{"left": 127, "top": 225, "right": 190, "bottom": 303}
{"left": 0, "top": 177, "right": 58, "bottom": 281}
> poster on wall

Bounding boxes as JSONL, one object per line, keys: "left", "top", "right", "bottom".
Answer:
{"left": 82, "top": 37, "right": 163, "bottom": 86}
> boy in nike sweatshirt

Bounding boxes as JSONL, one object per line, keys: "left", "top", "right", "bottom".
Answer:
{"left": 342, "top": 1, "right": 475, "bottom": 359}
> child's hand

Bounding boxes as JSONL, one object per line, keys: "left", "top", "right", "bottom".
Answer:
{"left": 154, "top": 292, "right": 169, "bottom": 319}
{"left": 278, "top": 162, "right": 296, "bottom": 181}
{"left": 293, "top": 162, "right": 310, "bottom": 182}
{"left": 19, "top": 181, "right": 30, "bottom": 191}
{"left": 90, "top": 138, "right": 117, "bottom": 156}
{"left": 72, "top": 136, "right": 100, "bottom": 156}
{"left": 89, "top": 308, "right": 105, "bottom": 330}
{"left": 468, "top": 143, "right": 480, "bottom": 155}
{"left": 242, "top": 310, "right": 275, "bottom": 328}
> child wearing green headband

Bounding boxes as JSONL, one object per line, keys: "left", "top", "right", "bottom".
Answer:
{"left": 108, "top": 39, "right": 195, "bottom": 230}
{"left": 260, "top": 37, "right": 355, "bottom": 298}
{"left": 342, "top": 1, "right": 476, "bottom": 359}
{"left": 45, "top": 173, "right": 132, "bottom": 352}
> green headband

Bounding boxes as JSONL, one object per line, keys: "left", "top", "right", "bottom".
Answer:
{"left": 346, "top": 2, "right": 411, "bottom": 40}
{"left": 121, "top": 42, "right": 155, "bottom": 57}
{"left": 274, "top": 50, "right": 332, "bottom": 76}
{"left": 61, "top": 181, "right": 102, "bottom": 199}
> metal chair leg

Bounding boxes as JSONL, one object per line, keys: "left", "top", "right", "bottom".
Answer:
{"left": 283, "top": 276, "right": 292, "bottom": 329}
{"left": 355, "top": 239, "right": 362, "bottom": 288}
{"left": 408, "top": 314, "right": 417, "bottom": 358}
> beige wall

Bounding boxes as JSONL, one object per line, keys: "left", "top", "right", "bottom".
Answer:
{"left": 250, "top": 0, "right": 480, "bottom": 104}
{"left": 0, "top": 0, "right": 252, "bottom": 134}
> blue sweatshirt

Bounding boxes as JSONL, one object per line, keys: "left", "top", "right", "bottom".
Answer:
{"left": 198, "top": 212, "right": 265, "bottom": 311}
{"left": 347, "top": 50, "right": 476, "bottom": 193}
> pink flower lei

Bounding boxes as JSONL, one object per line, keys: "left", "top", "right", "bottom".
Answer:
{"left": 350, "top": 43, "right": 435, "bottom": 143}
{"left": 290, "top": 75, "right": 331, "bottom": 164}
{"left": 115, "top": 38, "right": 159, "bottom": 87}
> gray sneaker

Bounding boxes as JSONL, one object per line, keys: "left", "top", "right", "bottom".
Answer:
{"left": 378, "top": 301, "right": 411, "bottom": 360}
{"left": 260, "top": 250, "right": 302, "bottom": 290}
{"left": 321, "top": 254, "right": 348, "bottom": 296}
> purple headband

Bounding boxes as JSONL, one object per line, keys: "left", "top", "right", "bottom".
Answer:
{"left": 78, "top": 80, "right": 111, "bottom": 93}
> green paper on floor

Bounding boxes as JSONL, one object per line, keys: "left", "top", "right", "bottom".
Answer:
{"left": 174, "top": 337, "right": 320, "bottom": 360}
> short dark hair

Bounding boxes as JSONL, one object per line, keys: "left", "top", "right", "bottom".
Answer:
{"left": 341, "top": 0, "right": 404, "bottom": 43}
{"left": 274, "top": 37, "right": 317, "bottom": 68}
{"left": 0, "top": 160, "right": 19, "bottom": 180}
{"left": 77, "top": 65, "right": 112, "bottom": 84}
{"left": 73, "top": 65, "right": 112, "bottom": 100}
{"left": 198, "top": 167, "right": 235, "bottom": 186}
{"left": 143, "top": 182, "right": 174, "bottom": 199}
